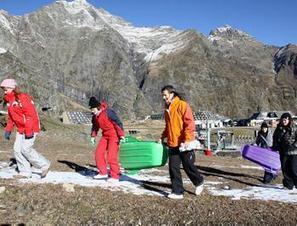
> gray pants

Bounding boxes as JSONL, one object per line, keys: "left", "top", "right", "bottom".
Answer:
{"left": 14, "top": 132, "right": 50, "bottom": 177}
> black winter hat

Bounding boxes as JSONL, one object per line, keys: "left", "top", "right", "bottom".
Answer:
{"left": 280, "top": 112, "right": 292, "bottom": 120}
{"left": 261, "top": 122, "right": 268, "bottom": 128}
{"left": 88, "top": 96, "right": 100, "bottom": 108}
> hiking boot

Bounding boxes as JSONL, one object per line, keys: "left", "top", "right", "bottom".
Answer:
{"left": 93, "top": 174, "right": 108, "bottom": 180}
{"left": 195, "top": 182, "right": 204, "bottom": 195}
{"left": 167, "top": 193, "right": 184, "bottom": 199}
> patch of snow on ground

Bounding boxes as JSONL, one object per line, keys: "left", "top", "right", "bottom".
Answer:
{"left": 240, "top": 165, "right": 263, "bottom": 170}
{"left": 208, "top": 184, "right": 297, "bottom": 203}
{"left": 0, "top": 165, "right": 171, "bottom": 196}
{"left": 1, "top": 162, "right": 297, "bottom": 202}
{"left": 211, "top": 164, "right": 263, "bottom": 171}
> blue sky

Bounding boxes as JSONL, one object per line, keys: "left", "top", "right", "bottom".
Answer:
{"left": 0, "top": 0, "right": 296, "bottom": 47}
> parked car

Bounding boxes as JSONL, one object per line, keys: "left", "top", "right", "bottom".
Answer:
{"left": 234, "top": 112, "right": 262, "bottom": 127}
{"left": 235, "top": 111, "right": 296, "bottom": 127}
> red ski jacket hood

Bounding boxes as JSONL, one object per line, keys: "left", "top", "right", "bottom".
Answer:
{"left": 99, "top": 101, "right": 108, "bottom": 111}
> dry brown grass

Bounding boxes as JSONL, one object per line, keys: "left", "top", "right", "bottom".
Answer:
{"left": 0, "top": 118, "right": 297, "bottom": 225}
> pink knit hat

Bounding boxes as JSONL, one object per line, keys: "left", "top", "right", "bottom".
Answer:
{"left": 0, "top": 79, "right": 17, "bottom": 89}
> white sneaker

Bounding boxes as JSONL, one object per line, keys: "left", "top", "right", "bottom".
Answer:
{"left": 195, "top": 183, "right": 204, "bottom": 195}
{"left": 41, "top": 164, "right": 50, "bottom": 178}
{"left": 167, "top": 193, "right": 184, "bottom": 199}
{"left": 93, "top": 174, "right": 108, "bottom": 180}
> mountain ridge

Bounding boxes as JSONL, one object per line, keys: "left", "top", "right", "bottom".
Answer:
{"left": 0, "top": 0, "right": 296, "bottom": 118}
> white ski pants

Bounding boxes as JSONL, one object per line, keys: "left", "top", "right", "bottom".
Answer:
{"left": 13, "top": 132, "right": 50, "bottom": 177}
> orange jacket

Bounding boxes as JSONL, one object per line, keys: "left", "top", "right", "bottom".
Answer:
{"left": 161, "top": 97, "right": 195, "bottom": 148}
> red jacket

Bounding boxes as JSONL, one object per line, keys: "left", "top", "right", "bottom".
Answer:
{"left": 91, "top": 102, "right": 124, "bottom": 140}
{"left": 4, "top": 92, "right": 40, "bottom": 136}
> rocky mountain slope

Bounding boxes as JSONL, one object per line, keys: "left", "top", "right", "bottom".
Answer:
{"left": 0, "top": 0, "right": 296, "bottom": 118}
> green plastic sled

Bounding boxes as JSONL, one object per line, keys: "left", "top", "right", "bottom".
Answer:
{"left": 119, "top": 137, "right": 168, "bottom": 173}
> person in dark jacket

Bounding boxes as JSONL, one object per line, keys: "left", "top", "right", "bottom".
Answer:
{"left": 255, "top": 122, "right": 275, "bottom": 183}
{"left": 273, "top": 112, "right": 297, "bottom": 190}
{"left": 89, "top": 97, "right": 125, "bottom": 182}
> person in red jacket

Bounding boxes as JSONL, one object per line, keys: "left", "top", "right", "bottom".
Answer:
{"left": 89, "top": 96, "right": 125, "bottom": 181}
{"left": 1, "top": 78, "right": 50, "bottom": 178}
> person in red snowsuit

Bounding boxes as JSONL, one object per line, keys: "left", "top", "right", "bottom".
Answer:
{"left": 1, "top": 78, "right": 50, "bottom": 178}
{"left": 89, "top": 97, "right": 124, "bottom": 181}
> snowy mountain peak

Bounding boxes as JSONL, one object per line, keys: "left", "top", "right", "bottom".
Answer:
{"left": 208, "top": 25, "right": 251, "bottom": 42}
{"left": 48, "top": 1, "right": 185, "bottom": 60}
{"left": 217, "top": 24, "right": 233, "bottom": 33}
{"left": 56, "top": 0, "right": 90, "bottom": 7}
{"left": 0, "top": 9, "right": 8, "bottom": 14}
{"left": 56, "top": 0, "right": 92, "bottom": 14}
{"left": 0, "top": 10, "right": 14, "bottom": 33}
{"left": 0, "top": 0, "right": 191, "bottom": 63}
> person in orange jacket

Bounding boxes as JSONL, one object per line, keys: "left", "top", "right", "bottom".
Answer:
{"left": 89, "top": 96, "right": 125, "bottom": 181}
{"left": 160, "top": 85, "right": 204, "bottom": 199}
{"left": 1, "top": 78, "right": 50, "bottom": 178}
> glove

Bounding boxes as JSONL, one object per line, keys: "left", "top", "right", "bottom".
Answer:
{"left": 120, "top": 136, "right": 126, "bottom": 143}
{"left": 90, "top": 137, "right": 96, "bottom": 146}
{"left": 4, "top": 131, "right": 11, "bottom": 140}
{"left": 25, "top": 134, "right": 34, "bottom": 140}
{"left": 179, "top": 142, "right": 188, "bottom": 152}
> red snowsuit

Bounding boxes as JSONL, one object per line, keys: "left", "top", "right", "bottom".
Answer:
{"left": 91, "top": 102, "right": 124, "bottom": 179}
{"left": 4, "top": 92, "right": 40, "bottom": 136}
